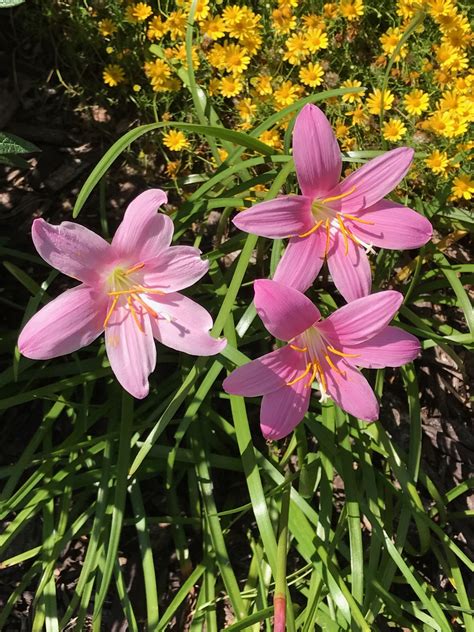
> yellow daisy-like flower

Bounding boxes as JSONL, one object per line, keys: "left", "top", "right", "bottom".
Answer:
{"left": 348, "top": 105, "right": 369, "bottom": 126}
{"left": 165, "top": 160, "right": 181, "bottom": 178}
{"left": 451, "top": 174, "right": 474, "bottom": 200}
{"left": 167, "top": 10, "right": 187, "bottom": 40}
{"left": 163, "top": 130, "right": 190, "bottom": 152}
{"left": 425, "top": 110, "right": 454, "bottom": 137}
{"left": 147, "top": 16, "right": 167, "bottom": 39}
{"left": 98, "top": 19, "right": 117, "bottom": 37}
{"left": 366, "top": 88, "right": 394, "bottom": 115}
{"left": 103, "top": 64, "right": 125, "bottom": 87}
{"left": 143, "top": 59, "right": 171, "bottom": 89}
{"left": 219, "top": 75, "right": 243, "bottom": 98}
{"left": 271, "top": 6, "right": 296, "bottom": 34}
{"left": 227, "top": 7, "right": 261, "bottom": 40}
{"left": 403, "top": 89, "right": 430, "bottom": 116}
{"left": 131, "top": 2, "right": 152, "bottom": 21}
{"left": 251, "top": 75, "right": 273, "bottom": 96}
{"left": 424, "top": 150, "right": 449, "bottom": 175}
{"left": 283, "top": 33, "right": 309, "bottom": 66}
{"left": 259, "top": 129, "right": 283, "bottom": 151}
{"left": 302, "top": 14, "right": 326, "bottom": 29}
{"left": 323, "top": 3, "right": 339, "bottom": 18}
{"left": 306, "top": 27, "right": 329, "bottom": 53}
{"left": 240, "top": 32, "right": 263, "bottom": 56}
{"left": 223, "top": 42, "right": 250, "bottom": 75}
{"left": 341, "top": 79, "right": 364, "bottom": 103}
{"left": 380, "top": 27, "right": 408, "bottom": 60}
{"left": 237, "top": 98, "right": 257, "bottom": 122}
{"left": 200, "top": 15, "right": 226, "bottom": 39}
{"left": 274, "top": 81, "right": 301, "bottom": 108}
{"left": 339, "top": 0, "right": 364, "bottom": 21}
{"left": 335, "top": 121, "right": 349, "bottom": 139}
{"left": 382, "top": 118, "right": 407, "bottom": 142}
{"left": 222, "top": 5, "right": 246, "bottom": 27}
{"left": 299, "top": 62, "right": 324, "bottom": 87}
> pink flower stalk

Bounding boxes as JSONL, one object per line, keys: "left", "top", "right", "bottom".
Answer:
{"left": 18, "top": 190, "right": 226, "bottom": 398}
{"left": 233, "top": 104, "right": 432, "bottom": 302}
{"left": 223, "top": 280, "right": 420, "bottom": 440}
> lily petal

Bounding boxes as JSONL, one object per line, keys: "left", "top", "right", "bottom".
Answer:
{"left": 105, "top": 303, "right": 156, "bottom": 399}
{"left": 232, "top": 195, "right": 313, "bottom": 239}
{"left": 318, "top": 290, "right": 403, "bottom": 346}
{"left": 293, "top": 104, "right": 342, "bottom": 199}
{"left": 328, "top": 147, "right": 414, "bottom": 211}
{"left": 32, "top": 219, "right": 112, "bottom": 285}
{"left": 260, "top": 378, "right": 311, "bottom": 440}
{"left": 19, "top": 285, "right": 107, "bottom": 359}
{"left": 148, "top": 292, "right": 226, "bottom": 356}
{"left": 341, "top": 326, "right": 421, "bottom": 369}
{"left": 348, "top": 200, "right": 433, "bottom": 250}
{"left": 223, "top": 345, "right": 305, "bottom": 397}
{"left": 273, "top": 230, "right": 326, "bottom": 293}
{"left": 144, "top": 246, "right": 209, "bottom": 292}
{"left": 112, "top": 189, "right": 173, "bottom": 262}
{"left": 254, "top": 279, "right": 321, "bottom": 341}
{"left": 326, "top": 230, "right": 371, "bottom": 302}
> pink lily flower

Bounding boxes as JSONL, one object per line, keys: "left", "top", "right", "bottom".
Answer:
{"left": 223, "top": 279, "right": 420, "bottom": 440}
{"left": 233, "top": 104, "right": 432, "bottom": 302}
{"left": 18, "top": 190, "right": 226, "bottom": 398}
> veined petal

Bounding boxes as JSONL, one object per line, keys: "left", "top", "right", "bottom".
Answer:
{"left": 223, "top": 345, "right": 305, "bottom": 397}
{"left": 326, "top": 230, "right": 371, "bottom": 302}
{"left": 254, "top": 279, "right": 321, "bottom": 341}
{"left": 232, "top": 195, "right": 313, "bottom": 239}
{"left": 144, "top": 246, "right": 209, "bottom": 292}
{"left": 105, "top": 303, "right": 156, "bottom": 399}
{"left": 273, "top": 230, "right": 326, "bottom": 293}
{"left": 318, "top": 290, "right": 403, "bottom": 346}
{"left": 327, "top": 147, "right": 414, "bottom": 211}
{"left": 322, "top": 355, "right": 379, "bottom": 422}
{"left": 148, "top": 292, "right": 225, "bottom": 356}
{"left": 341, "top": 326, "right": 421, "bottom": 369}
{"left": 112, "top": 189, "right": 173, "bottom": 262}
{"left": 293, "top": 104, "right": 342, "bottom": 199}
{"left": 32, "top": 219, "right": 112, "bottom": 285}
{"left": 348, "top": 200, "right": 433, "bottom": 250}
{"left": 260, "top": 377, "right": 311, "bottom": 440}
{"left": 19, "top": 285, "right": 107, "bottom": 359}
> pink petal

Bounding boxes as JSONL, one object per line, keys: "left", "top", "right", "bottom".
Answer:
{"left": 232, "top": 195, "right": 313, "bottom": 238}
{"left": 318, "top": 290, "right": 403, "bottom": 346}
{"left": 260, "top": 378, "right": 311, "bottom": 440}
{"left": 18, "top": 285, "right": 107, "bottom": 359}
{"left": 112, "top": 189, "right": 173, "bottom": 262}
{"left": 223, "top": 345, "right": 305, "bottom": 397}
{"left": 322, "top": 356, "right": 379, "bottom": 422}
{"left": 105, "top": 303, "right": 156, "bottom": 399}
{"left": 341, "top": 326, "right": 421, "bottom": 369}
{"left": 148, "top": 292, "right": 226, "bottom": 356}
{"left": 327, "top": 147, "right": 413, "bottom": 211}
{"left": 32, "top": 219, "right": 112, "bottom": 285}
{"left": 143, "top": 246, "right": 209, "bottom": 292}
{"left": 273, "top": 230, "right": 326, "bottom": 293}
{"left": 293, "top": 104, "right": 342, "bottom": 199}
{"left": 254, "top": 279, "right": 321, "bottom": 341}
{"left": 326, "top": 230, "right": 371, "bottom": 302}
{"left": 348, "top": 200, "right": 433, "bottom": 249}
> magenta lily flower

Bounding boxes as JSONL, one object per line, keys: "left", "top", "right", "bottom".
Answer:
{"left": 223, "top": 280, "right": 420, "bottom": 440}
{"left": 233, "top": 104, "right": 432, "bottom": 302}
{"left": 18, "top": 190, "right": 226, "bottom": 398}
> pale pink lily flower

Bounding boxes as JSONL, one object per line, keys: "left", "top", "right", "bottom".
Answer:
{"left": 233, "top": 104, "right": 433, "bottom": 302}
{"left": 223, "top": 280, "right": 420, "bottom": 440}
{"left": 19, "top": 190, "right": 226, "bottom": 398}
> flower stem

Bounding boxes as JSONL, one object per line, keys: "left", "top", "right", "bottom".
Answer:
{"left": 274, "top": 472, "right": 291, "bottom": 632}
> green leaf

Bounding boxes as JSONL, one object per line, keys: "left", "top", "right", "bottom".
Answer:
{"left": 0, "top": 131, "right": 40, "bottom": 154}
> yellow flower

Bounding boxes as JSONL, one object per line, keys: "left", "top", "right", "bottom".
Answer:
{"left": 219, "top": 75, "right": 243, "bottom": 98}
{"left": 226, "top": 7, "right": 261, "bottom": 40}
{"left": 144, "top": 59, "right": 171, "bottom": 89}
{"left": 200, "top": 15, "right": 226, "bottom": 39}
{"left": 424, "top": 150, "right": 449, "bottom": 174}
{"left": 341, "top": 79, "right": 364, "bottom": 103}
{"left": 147, "top": 16, "right": 167, "bottom": 39}
{"left": 271, "top": 6, "right": 296, "bottom": 34}
{"left": 98, "top": 19, "right": 117, "bottom": 37}
{"left": 380, "top": 27, "right": 408, "bottom": 60}
{"left": 302, "top": 14, "right": 326, "bottom": 29}
{"left": 131, "top": 2, "right": 152, "bottom": 21}
{"left": 163, "top": 130, "right": 190, "bottom": 151}
{"left": 335, "top": 121, "right": 349, "bottom": 139}
{"left": 348, "top": 105, "right": 369, "bottom": 126}
{"left": 259, "top": 129, "right": 283, "bottom": 150}
{"left": 323, "top": 3, "right": 339, "bottom": 18}
{"left": 133, "top": 84, "right": 141, "bottom": 92}
{"left": 451, "top": 174, "right": 474, "bottom": 200}
{"left": 251, "top": 75, "right": 273, "bottom": 96}
{"left": 218, "top": 148, "right": 229, "bottom": 162}
{"left": 240, "top": 32, "right": 263, "bottom": 55}
{"left": 103, "top": 64, "right": 125, "bottom": 87}
{"left": 223, "top": 42, "right": 250, "bottom": 75}
{"left": 299, "top": 62, "right": 325, "bottom": 87}
{"left": 366, "top": 88, "right": 394, "bottom": 115}
{"left": 382, "top": 118, "right": 407, "bottom": 142}
{"left": 306, "top": 27, "right": 329, "bottom": 53}
{"left": 222, "top": 5, "right": 246, "bottom": 27}
{"left": 237, "top": 98, "right": 257, "bottom": 122}
{"left": 283, "top": 33, "right": 309, "bottom": 65}
{"left": 166, "top": 160, "right": 181, "bottom": 178}
{"left": 274, "top": 81, "right": 301, "bottom": 108}
{"left": 425, "top": 110, "right": 454, "bottom": 137}
{"left": 167, "top": 10, "right": 187, "bottom": 40}
{"left": 339, "top": 0, "right": 364, "bottom": 21}
{"left": 403, "top": 89, "right": 430, "bottom": 116}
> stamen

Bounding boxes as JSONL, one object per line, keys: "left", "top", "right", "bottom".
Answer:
{"left": 316, "top": 360, "right": 327, "bottom": 394}
{"left": 127, "top": 296, "right": 145, "bottom": 333}
{"left": 124, "top": 262, "right": 145, "bottom": 275}
{"left": 108, "top": 289, "right": 136, "bottom": 296}
{"left": 134, "top": 286, "right": 165, "bottom": 295}
{"left": 298, "top": 219, "right": 323, "bottom": 239}
{"left": 289, "top": 344, "right": 308, "bottom": 352}
{"left": 327, "top": 345, "right": 359, "bottom": 358}
{"left": 306, "top": 362, "right": 319, "bottom": 387}
{"left": 103, "top": 295, "right": 119, "bottom": 328}
{"left": 322, "top": 185, "right": 356, "bottom": 205}
{"left": 325, "top": 353, "right": 346, "bottom": 377}
{"left": 324, "top": 219, "right": 331, "bottom": 257}
{"left": 342, "top": 213, "right": 375, "bottom": 226}
{"left": 336, "top": 216, "right": 349, "bottom": 256}
{"left": 133, "top": 293, "right": 158, "bottom": 319}
{"left": 286, "top": 362, "right": 312, "bottom": 386}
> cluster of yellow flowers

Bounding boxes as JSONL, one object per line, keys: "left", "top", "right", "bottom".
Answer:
{"left": 97, "top": 0, "right": 473, "bottom": 201}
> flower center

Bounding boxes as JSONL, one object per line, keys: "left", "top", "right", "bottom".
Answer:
{"left": 103, "top": 262, "right": 165, "bottom": 332}
{"left": 298, "top": 185, "right": 375, "bottom": 256}
{"left": 286, "top": 325, "right": 359, "bottom": 400}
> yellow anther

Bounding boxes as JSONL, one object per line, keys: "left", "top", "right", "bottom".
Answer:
{"left": 325, "top": 353, "right": 346, "bottom": 377}
{"left": 327, "top": 345, "right": 359, "bottom": 358}
{"left": 286, "top": 362, "right": 312, "bottom": 386}
{"left": 322, "top": 185, "right": 356, "bottom": 205}
{"left": 337, "top": 216, "right": 350, "bottom": 255}
{"left": 324, "top": 219, "right": 331, "bottom": 257}
{"left": 316, "top": 360, "right": 327, "bottom": 393}
{"left": 133, "top": 293, "right": 158, "bottom": 319}
{"left": 306, "top": 362, "right": 319, "bottom": 387}
{"left": 124, "top": 262, "right": 145, "bottom": 275}
{"left": 342, "top": 213, "right": 375, "bottom": 225}
{"left": 298, "top": 219, "right": 323, "bottom": 239}
{"left": 289, "top": 344, "right": 308, "bottom": 352}
{"left": 103, "top": 295, "right": 119, "bottom": 328}
{"left": 127, "top": 296, "right": 145, "bottom": 333}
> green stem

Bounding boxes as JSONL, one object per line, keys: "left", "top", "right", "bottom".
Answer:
{"left": 274, "top": 474, "right": 291, "bottom": 632}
